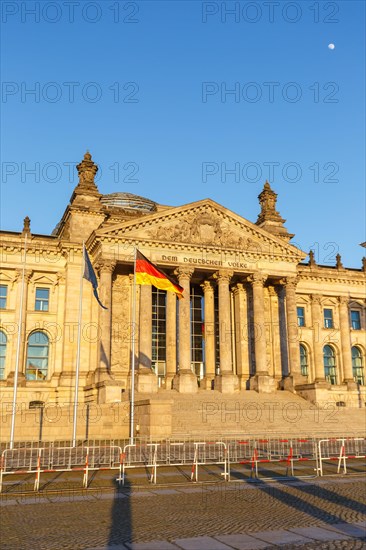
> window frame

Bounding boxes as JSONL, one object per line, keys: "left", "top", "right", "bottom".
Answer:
{"left": 350, "top": 310, "right": 361, "bottom": 330}
{"left": 323, "top": 308, "right": 334, "bottom": 329}
{"left": 299, "top": 343, "right": 308, "bottom": 377}
{"left": 35, "top": 287, "right": 50, "bottom": 312}
{"left": 190, "top": 285, "right": 205, "bottom": 380}
{"left": 352, "top": 346, "right": 364, "bottom": 385}
{"left": 26, "top": 331, "right": 49, "bottom": 381}
{"left": 152, "top": 287, "right": 167, "bottom": 384}
{"left": 0, "top": 285, "right": 8, "bottom": 309}
{"left": 323, "top": 344, "right": 337, "bottom": 385}
{"left": 297, "top": 306, "right": 305, "bottom": 327}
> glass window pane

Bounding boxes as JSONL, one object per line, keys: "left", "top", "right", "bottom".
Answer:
{"left": 36, "top": 288, "right": 49, "bottom": 299}
{"left": 0, "top": 285, "right": 7, "bottom": 309}
{"left": 35, "top": 288, "right": 49, "bottom": 311}
{"left": 351, "top": 311, "right": 361, "bottom": 330}
{"left": 29, "top": 332, "right": 49, "bottom": 345}
{"left": 26, "top": 332, "right": 49, "bottom": 381}
{"left": 323, "top": 345, "right": 337, "bottom": 384}
{"left": 324, "top": 309, "right": 333, "bottom": 328}
{"left": 27, "top": 346, "right": 48, "bottom": 358}
{"left": 297, "top": 307, "right": 305, "bottom": 327}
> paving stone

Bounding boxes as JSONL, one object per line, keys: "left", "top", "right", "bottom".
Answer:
{"left": 0, "top": 499, "right": 18, "bottom": 506}
{"left": 175, "top": 487, "right": 202, "bottom": 493}
{"left": 215, "top": 533, "right": 272, "bottom": 549}
{"left": 174, "top": 536, "right": 234, "bottom": 550}
{"left": 354, "top": 520, "right": 366, "bottom": 527}
{"left": 2, "top": 477, "right": 366, "bottom": 550}
{"left": 289, "top": 526, "right": 351, "bottom": 541}
{"left": 151, "top": 489, "right": 179, "bottom": 495}
{"left": 125, "top": 541, "right": 179, "bottom": 550}
{"left": 324, "top": 523, "right": 366, "bottom": 538}
{"left": 250, "top": 529, "right": 313, "bottom": 545}
{"left": 129, "top": 491, "right": 154, "bottom": 497}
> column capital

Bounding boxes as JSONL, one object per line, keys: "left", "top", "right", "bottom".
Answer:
{"left": 15, "top": 268, "right": 33, "bottom": 283}
{"left": 248, "top": 271, "right": 267, "bottom": 286}
{"left": 311, "top": 294, "right": 323, "bottom": 305}
{"left": 96, "top": 259, "right": 116, "bottom": 274}
{"left": 285, "top": 276, "right": 299, "bottom": 291}
{"left": 338, "top": 296, "right": 349, "bottom": 306}
{"left": 213, "top": 269, "right": 233, "bottom": 283}
{"left": 201, "top": 280, "right": 215, "bottom": 294}
{"left": 174, "top": 266, "right": 194, "bottom": 281}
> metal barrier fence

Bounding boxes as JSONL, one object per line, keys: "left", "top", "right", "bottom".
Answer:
{"left": 0, "top": 445, "right": 124, "bottom": 492}
{"left": 317, "top": 437, "right": 366, "bottom": 476}
{"left": 227, "top": 437, "right": 316, "bottom": 479}
{"left": 1, "top": 436, "right": 365, "bottom": 492}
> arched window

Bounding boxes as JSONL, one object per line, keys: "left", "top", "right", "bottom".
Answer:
{"left": 26, "top": 332, "right": 49, "bottom": 381}
{"left": 323, "top": 345, "right": 337, "bottom": 385}
{"left": 352, "top": 346, "right": 364, "bottom": 385}
{"left": 299, "top": 344, "right": 308, "bottom": 377}
{"left": 0, "top": 331, "right": 7, "bottom": 379}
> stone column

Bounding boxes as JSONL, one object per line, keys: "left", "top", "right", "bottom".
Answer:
{"left": 165, "top": 290, "right": 177, "bottom": 388}
{"left": 339, "top": 296, "right": 356, "bottom": 389}
{"left": 173, "top": 267, "right": 197, "bottom": 393}
{"left": 311, "top": 294, "right": 326, "bottom": 383}
{"left": 136, "top": 284, "right": 157, "bottom": 393}
{"left": 233, "top": 283, "right": 249, "bottom": 389}
{"left": 98, "top": 260, "right": 115, "bottom": 375}
{"left": 9, "top": 269, "right": 32, "bottom": 382}
{"left": 214, "top": 270, "right": 238, "bottom": 393}
{"left": 268, "top": 286, "right": 281, "bottom": 381}
{"left": 284, "top": 277, "right": 307, "bottom": 389}
{"left": 200, "top": 280, "right": 215, "bottom": 390}
{"left": 249, "top": 272, "right": 275, "bottom": 393}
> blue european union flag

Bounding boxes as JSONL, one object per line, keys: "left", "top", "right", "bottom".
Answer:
{"left": 83, "top": 246, "right": 107, "bottom": 309}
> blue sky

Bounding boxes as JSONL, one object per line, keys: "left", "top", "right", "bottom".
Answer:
{"left": 1, "top": 0, "right": 365, "bottom": 267}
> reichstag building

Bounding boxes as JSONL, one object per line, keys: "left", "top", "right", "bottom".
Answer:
{"left": 0, "top": 152, "right": 365, "bottom": 437}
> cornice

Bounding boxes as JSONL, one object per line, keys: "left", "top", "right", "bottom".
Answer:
{"left": 297, "top": 273, "right": 365, "bottom": 286}
{"left": 96, "top": 236, "right": 301, "bottom": 264}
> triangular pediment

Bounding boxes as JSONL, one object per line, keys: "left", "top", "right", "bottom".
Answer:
{"left": 31, "top": 274, "right": 56, "bottom": 286}
{"left": 94, "top": 199, "right": 306, "bottom": 261}
{"left": 0, "top": 270, "right": 15, "bottom": 283}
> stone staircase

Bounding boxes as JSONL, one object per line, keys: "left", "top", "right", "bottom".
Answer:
{"left": 129, "top": 389, "right": 366, "bottom": 438}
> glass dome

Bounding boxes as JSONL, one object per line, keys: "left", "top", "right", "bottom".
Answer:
{"left": 101, "top": 192, "right": 156, "bottom": 213}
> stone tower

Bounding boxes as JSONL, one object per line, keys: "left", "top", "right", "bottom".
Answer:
{"left": 255, "top": 181, "right": 294, "bottom": 242}
{"left": 54, "top": 152, "right": 105, "bottom": 242}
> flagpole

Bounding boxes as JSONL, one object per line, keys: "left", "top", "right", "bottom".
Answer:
{"left": 9, "top": 232, "right": 28, "bottom": 450}
{"left": 130, "top": 246, "right": 137, "bottom": 444}
{"left": 72, "top": 242, "right": 85, "bottom": 447}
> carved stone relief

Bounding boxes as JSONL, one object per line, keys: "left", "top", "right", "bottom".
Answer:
{"left": 111, "top": 275, "right": 131, "bottom": 374}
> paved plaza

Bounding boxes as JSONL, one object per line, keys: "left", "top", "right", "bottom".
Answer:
{"left": 1, "top": 473, "right": 365, "bottom": 549}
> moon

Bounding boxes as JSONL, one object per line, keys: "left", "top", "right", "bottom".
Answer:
{"left": 328, "top": 43, "right": 335, "bottom": 50}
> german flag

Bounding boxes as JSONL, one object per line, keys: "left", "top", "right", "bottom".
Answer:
{"left": 135, "top": 250, "right": 184, "bottom": 299}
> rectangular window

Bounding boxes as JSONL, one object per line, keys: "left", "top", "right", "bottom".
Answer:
{"left": 297, "top": 306, "right": 305, "bottom": 327}
{"left": 152, "top": 288, "right": 166, "bottom": 387}
{"left": 191, "top": 286, "right": 204, "bottom": 380}
{"left": 0, "top": 285, "right": 7, "bottom": 309}
{"left": 35, "top": 288, "right": 49, "bottom": 311}
{"left": 351, "top": 310, "right": 361, "bottom": 330}
{"left": 324, "top": 308, "right": 333, "bottom": 329}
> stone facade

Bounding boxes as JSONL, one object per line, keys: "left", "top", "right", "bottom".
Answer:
{"left": 0, "top": 152, "right": 365, "bottom": 440}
